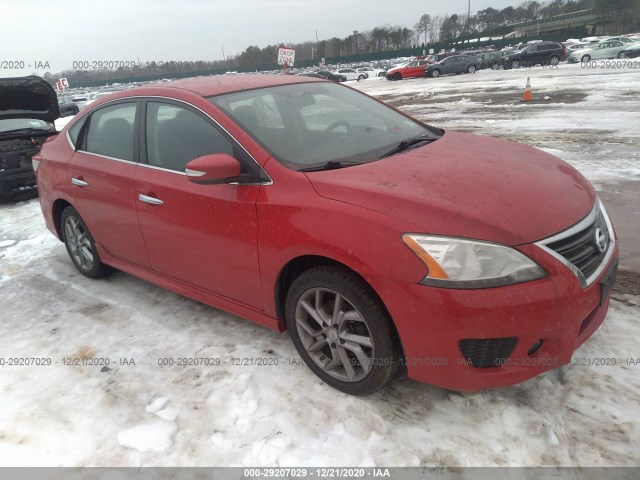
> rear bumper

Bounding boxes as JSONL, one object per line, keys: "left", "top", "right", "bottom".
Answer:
{"left": 376, "top": 242, "right": 619, "bottom": 392}
{"left": 0, "top": 167, "right": 36, "bottom": 196}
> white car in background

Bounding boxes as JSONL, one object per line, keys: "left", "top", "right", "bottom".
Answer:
{"left": 356, "top": 67, "right": 386, "bottom": 78}
{"left": 332, "top": 68, "right": 366, "bottom": 81}
{"left": 622, "top": 42, "right": 640, "bottom": 58}
{"left": 84, "top": 91, "right": 112, "bottom": 106}
{"left": 568, "top": 39, "right": 629, "bottom": 63}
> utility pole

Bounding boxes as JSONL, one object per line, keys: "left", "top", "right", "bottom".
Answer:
{"left": 468, "top": 0, "right": 471, "bottom": 36}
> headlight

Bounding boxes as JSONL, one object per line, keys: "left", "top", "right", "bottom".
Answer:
{"left": 402, "top": 234, "right": 547, "bottom": 289}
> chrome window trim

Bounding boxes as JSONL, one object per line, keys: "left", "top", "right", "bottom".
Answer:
{"left": 138, "top": 162, "right": 185, "bottom": 176}
{"left": 75, "top": 150, "right": 137, "bottom": 165}
{"left": 65, "top": 95, "right": 273, "bottom": 186}
{"left": 535, "top": 199, "right": 616, "bottom": 288}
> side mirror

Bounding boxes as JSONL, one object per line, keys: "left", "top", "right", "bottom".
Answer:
{"left": 185, "top": 153, "right": 241, "bottom": 185}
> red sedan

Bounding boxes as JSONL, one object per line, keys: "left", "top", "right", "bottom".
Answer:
{"left": 386, "top": 59, "right": 433, "bottom": 80}
{"left": 35, "top": 75, "right": 618, "bottom": 395}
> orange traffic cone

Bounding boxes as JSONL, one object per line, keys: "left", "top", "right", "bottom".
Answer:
{"left": 522, "top": 77, "right": 533, "bottom": 102}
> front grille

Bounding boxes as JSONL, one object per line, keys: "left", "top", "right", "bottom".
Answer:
{"left": 459, "top": 337, "right": 518, "bottom": 368}
{"left": 545, "top": 206, "right": 610, "bottom": 282}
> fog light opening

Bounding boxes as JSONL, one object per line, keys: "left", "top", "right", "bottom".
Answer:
{"left": 528, "top": 339, "right": 543, "bottom": 356}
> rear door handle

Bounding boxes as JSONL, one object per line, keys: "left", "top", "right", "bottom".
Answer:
{"left": 71, "top": 178, "right": 88, "bottom": 187}
{"left": 138, "top": 194, "right": 164, "bottom": 206}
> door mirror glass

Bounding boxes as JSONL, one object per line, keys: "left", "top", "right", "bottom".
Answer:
{"left": 185, "top": 153, "right": 241, "bottom": 184}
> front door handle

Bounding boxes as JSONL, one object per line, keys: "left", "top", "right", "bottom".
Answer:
{"left": 138, "top": 194, "right": 164, "bottom": 206}
{"left": 71, "top": 178, "right": 88, "bottom": 187}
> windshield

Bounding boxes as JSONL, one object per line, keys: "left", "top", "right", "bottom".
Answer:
{"left": 209, "top": 82, "right": 439, "bottom": 170}
{"left": 0, "top": 118, "right": 52, "bottom": 133}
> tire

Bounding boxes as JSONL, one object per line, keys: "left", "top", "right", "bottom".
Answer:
{"left": 60, "top": 206, "right": 112, "bottom": 278}
{"left": 431, "top": 69, "right": 440, "bottom": 78}
{"left": 581, "top": 55, "right": 591, "bottom": 63}
{"left": 393, "top": 72, "right": 402, "bottom": 80}
{"left": 357, "top": 75, "right": 365, "bottom": 81}
{"left": 285, "top": 265, "right": 400, "bottom": 395}
{"left": 467, "top": 65, "right": 476, "bottom": 74}
{"left": 511, "top": 60, "right": 520, "bottom": 69}
{"left": 618, "top": 51, "right": 624, "bottom": 59}
{"left": 549, "top": 55, "right": 559, "bottom": 66}
{"left": 378, "top": 72, "right": 385, "bottom": 77}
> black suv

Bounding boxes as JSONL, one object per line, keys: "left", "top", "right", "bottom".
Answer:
{"left": 503, "top": 42, "right": 564, "bottom": 69}
{"left": 0, "top": 76, "right": 59, "bottom": 199}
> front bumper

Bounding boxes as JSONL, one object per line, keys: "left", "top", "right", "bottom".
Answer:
{"left": 377, "top": 241, "right": 619, "bottom": 392}
{"left": 0, "top": 167, "right": 36, "bottom": 196}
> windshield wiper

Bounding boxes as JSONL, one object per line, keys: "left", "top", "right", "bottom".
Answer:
{"left": 379, "top": 134, "right": 437, "bottom": 159}
{"left": 298, "top": 160, "right": 363, "bottom": 172}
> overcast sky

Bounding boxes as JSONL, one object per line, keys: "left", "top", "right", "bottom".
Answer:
{"left": 2, "top": 0, "right": 519, "bottom": 77}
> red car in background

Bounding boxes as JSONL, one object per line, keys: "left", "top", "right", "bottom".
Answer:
{"left": 386, "top": 58, "right": 433, "bottom": 80}
{"left": 34, "top": 75, "right": 618, "bottom": 395}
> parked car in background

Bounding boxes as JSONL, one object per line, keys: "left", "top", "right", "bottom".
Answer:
{"left": 424, "top": 55, "right": 477, "bottom": 77}
{"left": 315, "top": 70, "right": 346, "bottom": 82}
{"left": 386, "top": 59, "right": 432, "bottom": 80}
{"left": 477, "top": 50, "right": 511, "bottom": 70}
{"left": 332, "top": 68, "right": 366, "bottom": 81}
{"left": 568, "top": 40, "right": 630, "bottom": 63}
{"left": 622, "top": 42, "right": 640, "bottom": 58}
{"left": 57, "top": 96, "right": 80, "bottom": 117}
{"left": 426, "top": 52, "right": 458, "bottom": 63}
{"left": 84, "top": 91, "right": 113, "bottom": 106}
{"left": 503, "top": 42, "right": 564, "bottom": 68}
{"left": 357, "top": 67, "right": 386, "bottom": 78}
{"left": 0, "top": 76, "right": 59, "bottom": 199}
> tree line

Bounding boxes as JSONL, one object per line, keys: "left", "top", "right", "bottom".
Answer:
{"left": 48, "top": 0, "right": 637, "bottom": 87}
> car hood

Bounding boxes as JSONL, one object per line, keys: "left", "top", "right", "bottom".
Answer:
{"left": 305, "top": 131, "right": 595, "bottom": 246}
{"left": 0, "top": 76, "right": 60, "bottom": 123}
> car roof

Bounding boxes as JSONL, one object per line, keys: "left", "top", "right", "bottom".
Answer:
{"left": 116, "top": 75, "right": 323, "bottom": 99}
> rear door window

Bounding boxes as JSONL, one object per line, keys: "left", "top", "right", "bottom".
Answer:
{"left": 84, "top": 102, "right": 137, "bottom": 161}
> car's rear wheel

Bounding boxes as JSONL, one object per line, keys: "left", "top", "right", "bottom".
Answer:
{"left": 392, "top": 72, "right": 402, "bottom": 80}
{"left": 511, "top": 60, "right": 520, "bottom": 69}
{"left": 61, "top": 206, "right": 112, "bottom": 278}
{"left": 581, "top": 55, "right": 591, "bottom": 63}
{"left": 467, "top": 65, "right": 476, "bottom": 73}
{"left": 550, "top": 56, "right": 560, "bottom": 66}
{"left": 285, "top": 266, "right": 400, "bottom": 395}
{"left": 431, "top": 69, "right": 440, "bottom": 78}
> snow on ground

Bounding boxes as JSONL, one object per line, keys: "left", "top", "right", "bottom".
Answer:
{"left": 1, "top": 200, "right": 639, "bottom": 467}
{"left": 1, "top": 64, "right": 640, "bottom": 467}
{"left": 352, "top": 63, "right": 640, "bottom": 185}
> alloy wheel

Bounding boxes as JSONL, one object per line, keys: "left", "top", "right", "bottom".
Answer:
{"left": 64, "top": 216, "right": 94, "bottom": 271}
{"left": 294, "top": 287, "right": 374, "bottom": 383}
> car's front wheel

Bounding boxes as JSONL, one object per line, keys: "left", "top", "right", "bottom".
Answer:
{"left": 392, "top": 72, "right": 402, "bottom": 80}
{"left": 357, "top": 74, "right": 365, "bottom": 81}
{"left": 431, "top": 69, "right": 440, "bottom": 78}
{"left": 467, "top": 65, "right": 476, "bottom": 73}
{"left": 511, "top": 60, "right": 521, "bottom": 69}
{"left": 61, "top": 206, "right": 112, "bottom": 278}
{"left": 581, "top": 55, "right": 591, "bottom": 63}
{"left": 285, "top": 266, "right": 400, "bottom": 395}
{"left": 618, "top": 51, "right": 625, "bottom": 59}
